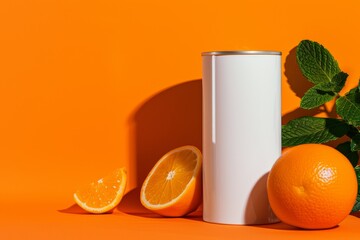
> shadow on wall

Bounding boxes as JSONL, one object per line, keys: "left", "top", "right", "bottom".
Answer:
{"left": 130, "top": 79, "right": 202, "bottom": 187}
{"left": 118, "top": 80, "right": 202, "bottom": 213}
{"left": 282, "top": 47, "right": 337, "bottom": 124}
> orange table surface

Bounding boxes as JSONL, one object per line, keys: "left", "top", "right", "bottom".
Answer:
{"left": 2, "top": 190, "right": 360, "bottom": 240}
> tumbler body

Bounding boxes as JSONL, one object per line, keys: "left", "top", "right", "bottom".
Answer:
{"left": 202, "top": 51, "right": 281, "bottom": 225}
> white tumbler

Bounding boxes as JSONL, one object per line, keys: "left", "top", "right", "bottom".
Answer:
{"left": 202, "top": 51, "right": 282, "bottom": 225}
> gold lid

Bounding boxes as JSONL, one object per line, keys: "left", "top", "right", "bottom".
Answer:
{"left": 201, "top": 51, "right": 281, "bottom": 56}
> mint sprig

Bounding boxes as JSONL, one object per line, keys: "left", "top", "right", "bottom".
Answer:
{"left": 283, "top": 40, "right": 360, "bottom": 213}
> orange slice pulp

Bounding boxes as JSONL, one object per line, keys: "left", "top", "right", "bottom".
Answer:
{"left": 74, "top": 168, "right": 127, "bottom": 214}
{"left": 140, "top": 145, "right": 202, "bottom": 217}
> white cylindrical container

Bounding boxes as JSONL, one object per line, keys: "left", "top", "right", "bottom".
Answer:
{"left": 202, "top": 51, "right": 281, "bottom": 225}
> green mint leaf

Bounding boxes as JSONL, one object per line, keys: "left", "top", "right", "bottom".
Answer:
{"left": 336, "top": 141, "right": 359, "bottom": 167}
{"left": 297, "top": 40, "right": 340, "bottom": 84}
{"left": 282, "top": 116, "right": 349, "bottom": 147}
{"left": 336, "top": 86, "right": 360, "bottom": 127}
{"left": 352, "top": 166, "right": 360, "bottom": 212}
{"left": 300, "top": 87, "right": 336, "bottom": 109}
{"left": 351, "top": 134, "right": 360, "bottom": 152}
{"left": 314, "top": 72, "right": 348, "bottom": 93}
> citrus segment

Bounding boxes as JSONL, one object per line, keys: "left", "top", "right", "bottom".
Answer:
{"left": 140, "top": 146, "right": 202, "bottom": 217}
{"left": 74, "top": 168, "right": 127, "bottom": 214}
{"left": 267, "top": 144, "right": 357, "bottom": 229}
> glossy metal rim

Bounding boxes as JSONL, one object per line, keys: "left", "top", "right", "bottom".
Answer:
{"left": 201, "top": 51, "right": 281, "bottom": 56}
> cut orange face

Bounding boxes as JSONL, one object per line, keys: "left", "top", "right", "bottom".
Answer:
{"left": 74, "top": 168, "right": 127, "bottom": 214}
{"left": 140, "top": 145, "right": 202, "bottom": 217}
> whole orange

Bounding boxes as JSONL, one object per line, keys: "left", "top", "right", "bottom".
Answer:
{"left": 267, "top": 144, "right": 357, "bottom": 229}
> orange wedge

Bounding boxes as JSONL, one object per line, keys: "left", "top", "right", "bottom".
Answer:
{"left": 140, "top": 145, "right": 202, "bottom": 217}
{"left": 74, "top": 168, "right": 127, "bottom": 214}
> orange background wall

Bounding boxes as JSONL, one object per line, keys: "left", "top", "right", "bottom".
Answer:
{"left": 1, "top": 0, "right": 359, "bottom": 207}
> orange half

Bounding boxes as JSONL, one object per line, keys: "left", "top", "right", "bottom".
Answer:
{"left": 74, "top": 168, "right": 127, "bottom": 214}
{"left": 140, "top": 145, "right": 202, "bottom": 217}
